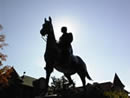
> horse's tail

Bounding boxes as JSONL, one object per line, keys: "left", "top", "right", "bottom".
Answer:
{"left": 76, "top": 56, "right": 92, "bottom": 81}
{"left": 85, "top": 69, "right": 92, "bottom": 80}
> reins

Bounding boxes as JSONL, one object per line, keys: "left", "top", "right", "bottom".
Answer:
{"left": 41, "top": 36, "right": 47, "bottom": 42}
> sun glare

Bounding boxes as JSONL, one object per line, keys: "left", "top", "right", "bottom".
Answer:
{"left": 53, "top": 17, "right": 78, "bottom": 40}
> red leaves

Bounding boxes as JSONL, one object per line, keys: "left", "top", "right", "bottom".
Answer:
{"left": 0, "top": 34, "right": 5, "bottom": 42}
{"left": 0, "top": 34, "right": 8, "bottom": 66}
{"left": 0, "top": 52, "right": 7, "bottom": 61}
{"left": 0, "top": 24, "right": 3, "bottom": 31}
{"left": 0, "top": 31, "right": 12, "bottom": 87}
{"left": 0, "top": 66, "right": 14, "bottom": 87}
{"left": 0, "top": 35, "right": 8, "bottom": 49}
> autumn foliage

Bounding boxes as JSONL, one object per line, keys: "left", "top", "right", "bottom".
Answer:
{"left": 0, "top": 26, "right": 13, "bottom": 87}
{"left": 0, "top": 66, "right": 13, "bottom": 87}
{"left": 0, "top": 34, "right": 8, "bottom": 66}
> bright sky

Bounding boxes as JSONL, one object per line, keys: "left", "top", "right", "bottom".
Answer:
{"left": 0, "top": 0, "right": 130, "bottom": 91}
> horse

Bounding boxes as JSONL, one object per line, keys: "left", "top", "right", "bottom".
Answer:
{"left": 40, "top": 17, "right": 92, "bottom": 93}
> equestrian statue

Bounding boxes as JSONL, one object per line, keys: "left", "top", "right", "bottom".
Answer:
{"left": 40, "top": 17, "right": 92, "bottom": 95}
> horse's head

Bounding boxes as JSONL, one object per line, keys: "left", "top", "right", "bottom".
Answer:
{"left": 40, "top": 17, "right": 52, "bottom": 36}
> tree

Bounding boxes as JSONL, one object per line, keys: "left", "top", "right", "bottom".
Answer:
{"left": 0, "top": 34, "right": 7, "bottom": 66}
{"left": 49, "top": 76, "right": 77, "bottom": 96}
{"left": 51, "top": 76, "right": 69, "bottom": 90}
{"left": 0, "top": 66, "right": 14, "bottom": 87}
{"left": 0, "top": 24, "right": 12, "bottom": 87}
{"left": 49, "top": 75, "right": 71, "bottom": 95}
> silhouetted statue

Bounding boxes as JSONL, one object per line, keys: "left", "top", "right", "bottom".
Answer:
{"left": 58, "top": 26, "right": 73, "bottom": 64}
{"left": 40, "top": 17, "right": 92, "bottom": 95}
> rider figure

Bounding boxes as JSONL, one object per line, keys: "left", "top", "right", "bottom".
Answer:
{"left": 58, "top": 26, "right": 73, "bottom": 63}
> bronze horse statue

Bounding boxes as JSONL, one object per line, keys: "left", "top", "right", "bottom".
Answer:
{"left": 40, "top": 17, "right": 92, "bottom": 93}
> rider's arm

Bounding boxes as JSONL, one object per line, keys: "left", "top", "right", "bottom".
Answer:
{"left": 68, "top": 33, "right": 73, "bottom": 43}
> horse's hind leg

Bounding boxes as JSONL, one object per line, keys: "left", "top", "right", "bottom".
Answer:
{"left": 64, "top": 74, "right": 75, "bottom": 87}
{"left": 78, "top": 72, "right": 86, "bottom": 91}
